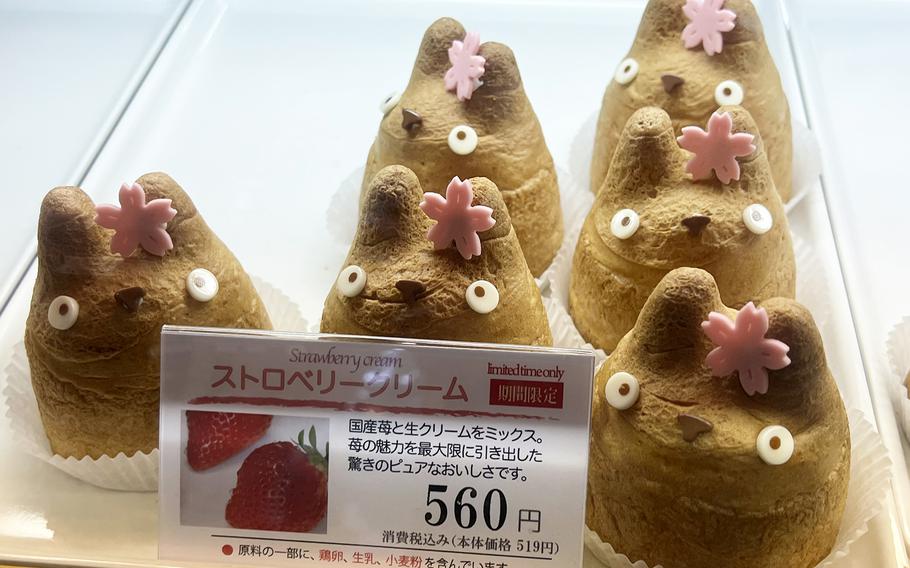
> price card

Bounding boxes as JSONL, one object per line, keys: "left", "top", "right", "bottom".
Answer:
{"left": 159, "top": 326, "right": 594, "bottom": 567}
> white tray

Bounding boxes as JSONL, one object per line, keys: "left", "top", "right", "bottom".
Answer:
{"left": 787, "top": 0, "right": 910, "bottom": 561}
{"left": 0, "top": 0, "right": 898, "bottom": 566}
{"left": 0, "top": 0, "right": 190, "bottom": 309}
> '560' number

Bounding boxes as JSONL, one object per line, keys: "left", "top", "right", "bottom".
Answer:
{"left": 424, "top": 485, "right": 507, "bottom": 531}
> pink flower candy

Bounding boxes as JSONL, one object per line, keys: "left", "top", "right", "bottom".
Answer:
{"left": 444, "top": 32, "right": 486, "bottom": 102}
{"left": 682, "top": 0, "right": 737, "bottom": 56}
{"left": 702, "top": 302, "right": 791, "bottom": 396}
{"left": 95, "top": 182, "right": 177, "bottom": 257}
{"left": 419, "top": 177, "right": 496, "bottom": 260}
{"left": 677, "top": 111, "right": 755, "bottom": 184}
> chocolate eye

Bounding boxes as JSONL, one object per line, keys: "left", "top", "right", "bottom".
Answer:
{"left": 337, "top": 265, "right": 367, "bottom": 298}
{"left": 48, "top": 296, "right": 79, "bottom": 330}
{"left": 465, "top": 280, "right": 499, "bottom": 314}
{"left": 186, "top": 268, "right": 219, "bottom": 302}
{"left": 448, "top": 125, "right": 478, "bottom": 155}
{"left": 756, "top": 425, "right": 794, "bottom": 465}
{"left": 614, "top": 57, "right": 639, "bottom": 85}
{"left": 610, "top": 209, "right": 640, "bottom": 240}
{"left": 715, "top": 80, "right": 744, "bottom": 106}
{"left": 742, "top": 203, "right": 773, "bottom": 235}
{"left": 379, "top": 91, "right": 401, "bottom": 115}
{"left": 604, "top": 371, "right": 639, "bottom": 410}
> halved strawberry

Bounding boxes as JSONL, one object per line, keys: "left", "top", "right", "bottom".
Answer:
{"left": 225, "top": 426, "right": 328, "bottom": 533}
{"left": 185, "top": 411, "right": 272, "bottom": 471}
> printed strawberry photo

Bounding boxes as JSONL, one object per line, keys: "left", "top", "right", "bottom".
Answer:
{"left": 185, "top": 410, "right": 273, "bottom": 471}
{"left": 180, "top": 413, "right": 329, "bottom": 535}
{"left": 225, "top": 426, "right": 328, "bottom": 533}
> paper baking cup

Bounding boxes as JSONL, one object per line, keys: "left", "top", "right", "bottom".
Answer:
{"left": 545, "top": 203, "right": 829, "bottom": 351}
{"left": 569, "top": 111, "right": 821, "bottom": 205}
{"left": 584, "top": 409, "right": 891, "bottom": 568}
{"left": 328, "top": 165, "right": 582, "bottom": 287}
{"left": 542, "top": 294, "right": 606, "bottom": 373}
{"left": 2, "top": 277, "right": 306, "bottom": 492}
{"left": 887, "top": 317, "right": 910, "bottom": 442}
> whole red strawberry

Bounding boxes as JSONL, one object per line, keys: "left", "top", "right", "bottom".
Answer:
{"left": 225, "top": 426, "right": 328, "bottom": 533}
{"left": 185, "top": 411, "right": 272, "bottom": 471}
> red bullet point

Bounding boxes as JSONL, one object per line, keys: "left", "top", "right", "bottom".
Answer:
{"left": 222, "top": 544, "right": 233, "bottom": 556}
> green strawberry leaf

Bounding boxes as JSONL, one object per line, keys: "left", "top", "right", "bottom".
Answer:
{"left": 308, "top": 426, "right": 317, "bottom": 450}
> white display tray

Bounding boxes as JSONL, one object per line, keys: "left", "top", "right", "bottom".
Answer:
{"left": 0, "top": 0, "right": 900, "bottom": 566}
{"left": 0, "top": 0, "right": 190, "bottom": 309}
{"left": 787, "top": 0, "right": 910, "bottom": 561}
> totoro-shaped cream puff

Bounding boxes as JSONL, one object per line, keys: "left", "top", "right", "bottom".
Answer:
{"left": 587, "top": 267, "right": 849, "bottom": 568}
{"left": 322, "top": 165, "right": 551, "bottom": 346}
{"left": 25, "top": 173, "right": 271, "bottom": 459}
{"left": 363, "top": 17, "right": 563, "bottom": 276}
{"left": 571, "top": 105, "right": 794, "bottom": 351}
{"left": 591, "top": 0, "right": 792, "bottom": 201}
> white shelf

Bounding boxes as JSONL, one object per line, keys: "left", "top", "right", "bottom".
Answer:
{"left": 788, "top": 0, "right": 910, "bottom": 561}
{"left": 0, "top": 0, "right": 189, "bottom": 309}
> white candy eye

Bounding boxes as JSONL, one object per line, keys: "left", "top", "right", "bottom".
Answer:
{"left": 379, "top": 91, "right": 401, "bottom": 115}
{"left": 466, "top": 280, "right": 499, "bottom": 314}
{"left": 614, "top": 58, "right": 639, "bottom": 85}
{"left": 604, "top": 371, "right": 639, "bottom": 410}
{"left": 448, "top": 125, "right": 478, "bottom": 155}
{"left": 743, "top": 204, "right": 773, "bottom": 235}
{"left": 337, "top": 265, "right": 367, "bottom": 298}
{"left": 186, "top": 268, "right": 219, "bottom": 302}
{"left": 611, "top": 209, "right": 640, "bottom": 239}
{"left": 48, "top": 296, "right": 79, "bottom": 330}
{"left": 756, "top": 425, "right": 794, "bottom": 465}
{"left": 715, "top": 80, "right": 744, "bottom": 106}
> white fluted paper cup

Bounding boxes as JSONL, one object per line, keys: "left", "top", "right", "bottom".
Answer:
{"left": 887, "top": 317, "right": 910, "bottom": 442}
{"left": 542, "top": 293, "right": 606, "bottom": 373}
{"left": 583, "top": 409, "right": 890, "bottom": 568}
{"left": 2, "top": 277, "right": 306, "bottom": 492}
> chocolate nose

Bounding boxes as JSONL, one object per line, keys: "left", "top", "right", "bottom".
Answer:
{"left": 661, "top": 74, "right": 684, "bottom": 94}
{"left": 401, "top": 108, "right": 422, "bottom": 131}
{"left": 681, "top": 215, "right": 711, "bottom": 236}
{"left": 114, "top": 286, "right": 146, "bottom": 313}
{"left": 395, "top": 280, "right": 426, "bottom": 302}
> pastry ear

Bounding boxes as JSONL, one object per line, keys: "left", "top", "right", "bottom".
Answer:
{"left": 632, "top": 268, "right": 723, "bottom": 354}
{"left": 135, "top": 172, "right": 197, "bottom": 225}
{"left": 133, "top": 172, "right": 209, "bottom": 255}
{"left": 37, "top": 186, "right": 110, "bottom": 270}
{"left": 634, "top": 0, "right": 691, "bottom": 42}
{"left": 720, "top": 0, "right": 763, "bottom": 46}
{"left": 601, "top": 107, "right": 679, "bottom": 194}
{"left": 357, "top": 165, "right": 429, "bottom": 246}
{"left": 477, "top": 42, "right": 521, "bottom": 92}
{"left": 415, "top": 17, "right": 465, "bottom": 76}
{"left": 467, "top": 177, "right": 511, "bottom": 241}
{"left": 714, "top": 105, "right": 776, "bottom": 193}
{"left": 753, "top": 297, "right": 830, "bottom": 414}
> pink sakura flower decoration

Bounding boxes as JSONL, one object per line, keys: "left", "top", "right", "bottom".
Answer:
{"left": 419, "top": 177, "right": 496, "bottom": 260}
{"left": 95, "top": 182, "right": 177, "bottom": 257}
{"left": 682, "top": 0, "right": 737, "bottom": 56}
{"left": 702, "top": 302, "right": 791, "bottom": 396}
{"left": 444, "top": 32, "right": 486, "bottom": 102}
{"left": 677, "top": 111, "right": 755, "bottom": 184}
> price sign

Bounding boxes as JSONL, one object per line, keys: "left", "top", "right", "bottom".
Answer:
{"left": 158, "top": 326, "right": 594, "bottom": 567}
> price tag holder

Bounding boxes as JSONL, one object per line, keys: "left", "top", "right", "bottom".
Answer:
{"left": 159, "top": 326, "right": 594, "bottom": 567}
